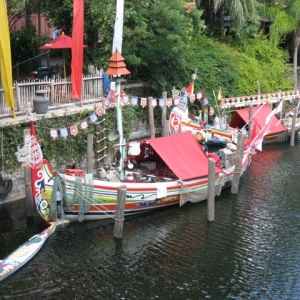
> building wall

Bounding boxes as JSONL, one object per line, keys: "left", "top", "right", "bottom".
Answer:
{"left": 11, "top": 14, "right": 55, "bottom": 38}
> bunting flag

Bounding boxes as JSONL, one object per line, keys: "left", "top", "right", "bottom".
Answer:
{"left": 81, "top": 120, "right": 88, "bottom": 130}
{"left": 185, "top": 82, "right": 194, "bottom": 95}
{"left": 196, "top": 92, "right": 202, "bottom": 100}
{"left": 123, "top": 94, "right": 129, "bottom": 105}
{"left": 141, "top": 98, "right": 147, "bottom": 108}
{"left": 0, "top": 0, "right": 16, "bottom": 117}
{"left": 174, "top": 97, "right": 180, "bottom": 106}
{"left": 107, "top": 89, "right": 116, "bottom": 103}
{"left": 189, "top": 94, "right": 195, "bottom": 103}
{"left": 71, "top": 0, "right": 84, "bottom": 105}
{"left": 159, "top": 98, "right": 165, "bottom": 108}
{"left": 50, "top": 128, "right": 58, "bottom": 140}
{"left": 166, "top": 98, "right": 173, "bottom": 107}
{"left": 104, "top": 98, "right": 111, "bottom": 107}
{"left": 151, "top": 98, "right": 157, "bottom": 107}
{"left": 96, "top": 106, "right": 104, "bottom": 116}
{"left": 131, "top": 96, "right": 138, "bottom": 106}
{"left": 217, "top": 88, "right": 222, "bottom": 101}
{"left": 249, "top": 100, "right": 283, "bottom": 151}
{"left": 70, "top": 125, "right": 78, "bottom": 136}
{"left": 203, "top": 97, "right": 209, "bottom": 106}
{"left": 89, "top": 112, "right": 98, "bottom": 124}
{"left": 60, "top": 128, "right": 69, "bottom": 139}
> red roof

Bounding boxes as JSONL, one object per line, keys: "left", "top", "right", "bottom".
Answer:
{"left": 145, "top": 133, "right": 223, "bottom": 180}
{"left": 106, "top": 50, "right": 130, "bottom": 76}
{"left": 229, "top": 104, "right": 286, "bottom": 135}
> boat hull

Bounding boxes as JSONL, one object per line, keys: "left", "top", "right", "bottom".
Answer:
{"left": 31, "top": 153, "right": 251, "bottom": 223}
{"left": 206, "top": 124, "right": 300, "bottom": 144}
{"left": 0, "top": 223, "right": 56, "bottom": 282}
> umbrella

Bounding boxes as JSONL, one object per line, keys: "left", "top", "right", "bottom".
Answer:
{"left": 39, "top": 33, "right": 87, "bottom": 77}
{"left": 39, "top": 33, "right": 87, "bottom": 49}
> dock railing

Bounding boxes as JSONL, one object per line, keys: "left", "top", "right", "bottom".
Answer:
{"left": 0, "top": 74, "right": 104, "bottom": 118}
{"left": 221, "top": 89, "right": 300, "bottom": 109}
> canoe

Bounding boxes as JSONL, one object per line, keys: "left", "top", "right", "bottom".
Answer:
{"left": 0, "top": 223, "right": 56, "bottom": 282}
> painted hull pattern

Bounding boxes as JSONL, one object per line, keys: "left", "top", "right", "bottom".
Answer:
{"left": 32, "top": 155, "right": 251, "bottom": 223}
{"left": 0, "top": 223, "right": 56, "bottom": 282}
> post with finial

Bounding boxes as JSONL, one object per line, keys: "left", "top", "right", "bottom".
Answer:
{"left": 290, "top": 113, "right": 296, "bottom": 146}
{"left": 161, "top": 91, "right": 167, "bottom": 136}
{"left": 207, "top": 157, "right": 216, "bottom": 221}
{"left": 114, "top": 184, "right": 127, "bottom": 238}
{"left": 231, "top": 133, "right": 246, "bottom": 194}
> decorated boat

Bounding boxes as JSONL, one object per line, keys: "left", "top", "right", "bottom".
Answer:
{"left": 0, "top": 223, "right": 55, "bottom": 282}
{"left": 206, "top": 103, "right": 300, "bottom": 145}
{"left": 24, "top": 120, "right": 251, "bottom": 223}
{"left": 15, "top": 0, "right": 253, "bottom": 225}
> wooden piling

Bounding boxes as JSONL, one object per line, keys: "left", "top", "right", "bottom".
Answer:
{"left": 161, "top": 91, "right": 167, "bottom": 137}
{"left": 207, "top": 158, "right": 215, "bottom": 222}
{"left": 290, "top": 113, "right": 296, "bottom": 146}
{"left": 231, "top": 133, "right": 246, "bottom": 194}
{"left": 148, "top": 97, "right": 155, "bottom": 138}
{"left": 248, "top": 104, "right": 253, "bottom": 136}
{"left": 87, "top": 133, "right": 93, "bottom": 173}
{"left": 114, "top": 185, "right": 127, "bottom": 238}
{"left": 24, "top": 129, "right": 34, "bottom": 217}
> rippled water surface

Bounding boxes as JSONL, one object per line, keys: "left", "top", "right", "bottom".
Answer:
{"left": 1, "top": 138, "right": 300, "bottom": 299}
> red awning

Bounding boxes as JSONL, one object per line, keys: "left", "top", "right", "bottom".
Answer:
{"left": 229, "top": 104, "right": 286, "bottom": 135}
{"left": 145, "top": 133, "right": 223, "bottom": 181}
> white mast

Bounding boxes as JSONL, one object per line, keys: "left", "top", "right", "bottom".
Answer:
{"left": 112, "top": 0, "right": 125, "bottom": 179}
{"left": 112, "top": 0, "right": 124, "bottom": 54}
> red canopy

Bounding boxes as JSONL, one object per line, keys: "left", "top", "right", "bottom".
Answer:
{"left": 39, "top": 34, "right": 87, "bottom": 49}
{"left": 145, "top": 133, "right": 223, "bottom": 181}
{"left": 229, "top": 104, "right": 286, "bottom": 135}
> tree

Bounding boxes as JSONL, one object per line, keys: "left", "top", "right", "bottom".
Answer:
{"left": 122, "top": 0, "right": 204, "bottom": 93}
{"left": 7, "top": 0, "right": 27, "bottom": 29}
{"left": 213, "top": 0, "right": 256, "bottom": 25}
{"left": 267, "top": 0, "right": 300, "bottom": 89}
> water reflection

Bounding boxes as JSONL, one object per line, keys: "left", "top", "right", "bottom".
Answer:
{"left": 1, "top": 138, "right": 300, "bottom": 299}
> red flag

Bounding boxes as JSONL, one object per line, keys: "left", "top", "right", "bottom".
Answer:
{"left": 185, "top": 82, "right": 194, "bottom": 95}
{"left": 71, "top": 0, "right": 84, "bottom": 105}
{"left": 245, "top": 122, "right": 257, "bottom": 149}
{"left": 249, "top": 101, "right": 283, "bottom": 151}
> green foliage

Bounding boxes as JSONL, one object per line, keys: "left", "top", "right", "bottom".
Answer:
{"left": 232, "top": 36, "right": 293, "bottom": 93}
{"left": 10, "top": 25, "right": 48, "bottom": 78}
{"left": 123, "top": 0, "right": 204, "bottom": 93}
{"left": 3, "top": 105, "right": 146, "bottom": 173}
{"left": 8, "top": 0, "right": 296, "bottom": 102}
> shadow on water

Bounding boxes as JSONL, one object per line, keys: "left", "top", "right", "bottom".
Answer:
{"left": 1, "top": 135, "right": 300, "bottom": 299}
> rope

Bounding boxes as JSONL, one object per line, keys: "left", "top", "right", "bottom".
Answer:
{"left": 57, "top": 173, "right": 118, "bottom": 220}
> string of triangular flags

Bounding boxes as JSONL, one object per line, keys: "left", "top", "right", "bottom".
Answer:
{"left": 48, "top": 84, "right": 223, "bottom": 141}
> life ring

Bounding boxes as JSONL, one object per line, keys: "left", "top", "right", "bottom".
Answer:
{"left": 0, "top": 179, "right": 13, "bottom": 195}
